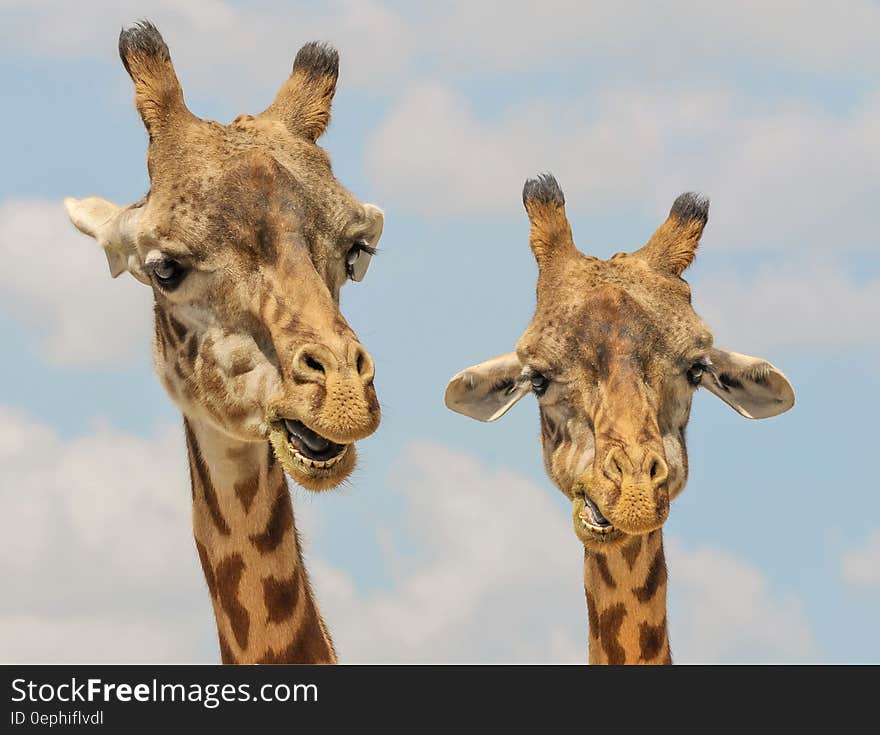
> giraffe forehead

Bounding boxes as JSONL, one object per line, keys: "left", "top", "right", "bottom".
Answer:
{"left": 524, "top": 263, "right": 710, "bottom": 369}
{"left": 141, "top": 132, "right": 357, "bottom": 265}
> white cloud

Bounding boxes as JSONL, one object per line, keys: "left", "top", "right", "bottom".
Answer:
{"left": 314, "top": 441, "right": 587, "bottom": 663}
{"left": 314, "top": 441, "right": 817, "bottom": 663}
{"left": 0, "top": 406, "right": 215, "bottom": 663}
{"left": 366, "top": 82, "right": 880, "bottom": 253}
{"left": 0, "top": 199, "right": 153, "bottom": 367}
{"left": 0, "top": 0, "right": 414, "bottom": 95}
{"left": 0, "top": 615, "right": 207, "bottom": 664}
{"left": 0, "top": 404, "right": 331, "bottom": 664}
{"left": 420, "top": 1, "right": 880, "bottom": 75}
{"left": 5, "top": 2, "right": 880, "bottom": 88}
{"left": 666, "top": 539, "right": 816, "bottom": 663}
{"left": 0, "top": 416, "right": 817, "bottom": 663}
{"left": 695, "top": 264, "right": 880, "bottom": 353}
{"left": 841, "top": 531, "right": 880, "bottom": 590}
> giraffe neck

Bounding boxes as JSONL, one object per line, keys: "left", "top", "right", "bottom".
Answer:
{"left": 583, "top": 529, "right": 670, "bottom": 665}
{"left": 183, "top": 416, "right": 336, "bottom": 664}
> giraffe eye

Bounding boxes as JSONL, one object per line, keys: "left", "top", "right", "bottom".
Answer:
{"left": 530, "top": 372, "right": 550, "bottom": 396}
{"left": 686, "top": 359, "right": 711, "bottom": 387}
{"left": 151, "top": 258, "right": 187, "bottom": 291}
{"left": 346, "top": 240, "right": 376, "bottom": 282}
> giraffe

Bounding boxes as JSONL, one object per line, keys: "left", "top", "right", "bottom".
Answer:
{"left": 63, "top": 22, "right": 385, "bottom": 664}
{"left": 445, "top": 174, "right": 795, "bottom": 664}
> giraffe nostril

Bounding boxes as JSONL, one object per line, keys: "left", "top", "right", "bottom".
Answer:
{"left": 645, "top": 452, "right": 668, "bottom": 487}
{"left": 353, "top": 345, "right": 375, "bottom": 382}
{"left": 291, "top": 344, "right": 336, "bottom": 385}
{"left": 603, "top": 448, "right": 625, "bottom": 485}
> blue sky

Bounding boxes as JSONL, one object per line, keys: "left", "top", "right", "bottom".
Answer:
{"left": 1, "top": 1, "right": 878, "bottom": 663}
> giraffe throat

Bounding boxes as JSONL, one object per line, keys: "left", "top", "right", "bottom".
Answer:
{"left": 184, "top": 416, "right": 336, "bottom": 664}
{"left": 583, "top": 530, "right": 671, "bottom": 665}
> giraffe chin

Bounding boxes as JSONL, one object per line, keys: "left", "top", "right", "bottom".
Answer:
{"left": 268, "top": 424, "right": 356, "bottom": 492}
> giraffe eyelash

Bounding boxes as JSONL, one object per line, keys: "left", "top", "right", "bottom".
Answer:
{"left": 345, "top": 240, "right": 377, "bottom": 282}
{"left": 686, "top": 357, "right": 714, "bottom": 387}
{"left": 145, "top": 257, "right": 189, "bottom": 291}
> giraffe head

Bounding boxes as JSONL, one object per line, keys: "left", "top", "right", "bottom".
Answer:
{"left": 446, "top": 175, "right": 794, "bottom": 549}
{"left": 64, "top": 22, "right": 383, "bottom": 491}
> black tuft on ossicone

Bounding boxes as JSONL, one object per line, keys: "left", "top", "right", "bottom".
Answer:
{"left": 118, "top": 20, "right": 170, "bottom": 77}
{"left": 292, "top": 41, "right": 339, "bottom": 78}
{"left": 670, "top": 192, "right": 709, "bottom": 224}
{"left": 522, "top": 173, "right": 565, "bottom": 208}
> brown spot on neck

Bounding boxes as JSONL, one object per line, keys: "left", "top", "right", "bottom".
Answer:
{"left": 195, "top": 540, "right": 217, "bottom": 598}
{"left": 585, "top": 589, "right": 599, "bottom": 640}
{"left": 215, "top": 554, "right": 249, "bottom": 650}
{"left": 621, "top": 535, "right": 643, "bottom": 570}
{"left": 263, "top": 572, "right": 302, "bottom": 623}
{"left": 598, "top": 603, "right": 627, "bottom": 665}
{"left": 249, "top": 478, "right": 294, "bottom": 553}
{"left": 184, "top": 420, "right": 335, "bottom": 665}
{"left": 638, "top": 617, "right": 668, "bottom": 662}
{"left": 234, "top": 471, "right": 260, "bottom": 513}
{"left": 184, "top": 419, "right": 230, "bottom": 535}
{"left": 633, "top": 544, "right": 667, "bottom": 604}
{"left": 593, "top": 552, "right": 616, "bottom": 589}
{"left": 218, "top": 632, "right": 236, "bottom": 664}
{"left": 583, "top": 532, "right": 670, "bottom": 665}
{"left": 257, "top": 593, "right": 335, "bottom": 664}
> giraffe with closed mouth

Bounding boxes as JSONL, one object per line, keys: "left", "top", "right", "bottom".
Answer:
{"left": 446, "top": 174, "right": 794, "bottom": 664}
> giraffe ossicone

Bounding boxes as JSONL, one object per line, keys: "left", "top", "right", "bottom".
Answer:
{"left": 65, "top": 21, "right": 384, "bottom": 663}
{"left": 446, "top": 173, "right": 795, "bottom": 664}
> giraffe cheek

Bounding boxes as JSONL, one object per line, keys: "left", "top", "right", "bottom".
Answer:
{"left": 662, "top": 435, "right": 688, "bottom": 499}
{"left": 570, "top": 443, "right": 596, "bottom": 480}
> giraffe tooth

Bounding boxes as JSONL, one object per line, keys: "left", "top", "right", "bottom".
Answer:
{"left": 289, "top": 444, "right": 348, "bottom": 472}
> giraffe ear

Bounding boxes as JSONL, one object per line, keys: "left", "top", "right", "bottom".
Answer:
{"left": 445, "top": 352, "right": 531, "bottom": 422}
{"left": 260, "top": 41, "right": 339, "bottom": 142}
{"left": 633, "top": 192, "right": 709, "bottom": 276}
{"left": 701, "top": 349, "right": 795, "bottom": 419}
{"left": 522, "top": 174, "right": 576, "bottom": 268}
{"left": 118, "top": 21, "right": 196, "bottom": 140}
{"left": 64, "top": 197, "right": 150, "bottom": 285}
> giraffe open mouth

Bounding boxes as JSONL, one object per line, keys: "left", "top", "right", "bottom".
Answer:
{"left": 580, "top": 496, "right": 615, "bottom": 534}
{"left": 572, "top": 490, "right": 623, "bottom": 544}
{"left": 282, "top": 419, "right": 348, "bottom": 468}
